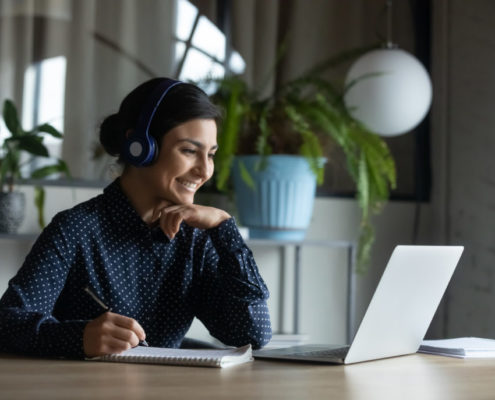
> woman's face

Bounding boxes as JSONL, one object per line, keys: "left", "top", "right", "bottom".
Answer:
{"left": 141, "top": 118, "right": 218, "bottom": 205}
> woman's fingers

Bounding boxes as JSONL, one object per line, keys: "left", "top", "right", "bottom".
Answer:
{"left": 106, "top": 323, "right": 140, "bottom": 348}
{"left": 159, "top": 206, "right": 185, "bottom": 239}
{"left": 150, "top": 200, "right": 175, "bottom": 223}
{"left": 101, "top": 335, "right": 133, "bottom": 354}
{"left": 156, "top": 204, "right": 231, "bottom": 239}
{"left": 83, "top": 312, "right": 147, "bottom": 357}
{"left": 170, "top": 211, "right": 184, "bottom": 238}
{"left": 111, "top": 313, "right": 146, "bottom": 341}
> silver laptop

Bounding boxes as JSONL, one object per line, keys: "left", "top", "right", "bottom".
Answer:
{"left": 254, "top": 245, "right": 464, "bottom": 364}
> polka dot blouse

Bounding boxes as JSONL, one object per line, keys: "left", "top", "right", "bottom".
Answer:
{"left": 0, "top": 179, "right": 272, "bottom": 358}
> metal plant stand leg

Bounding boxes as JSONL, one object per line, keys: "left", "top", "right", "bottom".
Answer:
{"left": 293, "top": 245, "right": 301, "bottom": 334}
{"left": 278, "top": 246, "right": 286, "bottom": 333}
{"left": 346, "top": 244, "right": 356, "bottom": 344}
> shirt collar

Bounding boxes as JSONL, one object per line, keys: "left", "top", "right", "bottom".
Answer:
{"left": 103, "top": 178, "right": 151, "bottom": 233}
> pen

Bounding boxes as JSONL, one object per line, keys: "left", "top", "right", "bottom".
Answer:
{"left": 84, "top": 286, "right": 149, "bottom": 347}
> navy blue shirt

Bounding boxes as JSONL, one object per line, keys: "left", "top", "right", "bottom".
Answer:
{"left": 0, "top": 179, "right": 271, "bottom": 358}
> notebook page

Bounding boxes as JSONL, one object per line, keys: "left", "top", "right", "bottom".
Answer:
{"left": 90, "top": 344, "right": 253, "bottom": 367}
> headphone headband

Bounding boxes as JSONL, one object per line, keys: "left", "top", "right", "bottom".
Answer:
{"left": 122, "top": 78, "right": 183, "bottom": 166}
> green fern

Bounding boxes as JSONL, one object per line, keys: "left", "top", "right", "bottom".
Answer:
{"left": 285, "top": 105, "right": 324, "bottom": 184}
{"left": 291, "top": 91, "right": 396, "bottom": 269}
{"left": 214, "top": 79, "right": 244, "bottom": 192}
{"left": 238, "top": 160, "right": 256, "bottom": 190}
{"left": 201, "top": 44, "right": 396, "bottom": 273}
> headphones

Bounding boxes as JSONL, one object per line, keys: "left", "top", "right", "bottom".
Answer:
{"left": 122, "top": 78, "right": 183, "bottom": 166}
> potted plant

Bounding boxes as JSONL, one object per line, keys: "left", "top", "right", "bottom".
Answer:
{"left": 0, "top": 99, "right": 70, "bottom": 233}
{"left": 205, "top": 49, "right": 396, "bottom": 272}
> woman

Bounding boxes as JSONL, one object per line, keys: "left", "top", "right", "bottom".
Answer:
{"left": 0, "top": 78, "right": 272, "bottom": 358}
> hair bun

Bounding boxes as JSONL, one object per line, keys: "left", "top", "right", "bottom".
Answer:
{"left": 99, "top": 113, "right": 126, "bottom": 156}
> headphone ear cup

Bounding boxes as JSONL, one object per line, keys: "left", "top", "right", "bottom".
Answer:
{"left": 149, "top": 136, "right": 159, "bottom": 165}
{"left": 122, "top": 130, "right": 155, "bottom": 166}
{"left": 122, "top": 79, "right": 182, "bottom": 167}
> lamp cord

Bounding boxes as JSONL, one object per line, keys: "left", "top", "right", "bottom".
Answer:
{"left": 386, "top": 0, "right": 394, "bottom": 48}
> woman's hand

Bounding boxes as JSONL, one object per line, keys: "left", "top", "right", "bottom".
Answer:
{"left": 151, "top": 202, "right": 231, "bottom": 240}
{"left": 83, "top": 312, "right": 147, "bottom": 357}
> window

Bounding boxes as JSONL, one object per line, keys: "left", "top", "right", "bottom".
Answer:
{"left": 22, "top": 55, "right": 66, "bottom": 156}
{"left": 1, "top": 55, "right": 66, "bottom": 174}
{"left": 20, "top": 55, "right": 66, "bottom": 174}
{"left": 174, "top": 0, "right": 245, "bottom": 93}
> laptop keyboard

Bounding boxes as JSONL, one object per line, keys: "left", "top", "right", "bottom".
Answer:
{"left": 296, "top": 346, "right": 350, "bottom": 359}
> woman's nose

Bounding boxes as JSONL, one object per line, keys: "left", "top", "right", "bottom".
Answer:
{"left": 193, "top": 154, "right": 212, "bottom": 179}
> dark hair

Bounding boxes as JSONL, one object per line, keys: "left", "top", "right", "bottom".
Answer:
{"left": 99, "top": 78, "right": 221, "bottom": 162}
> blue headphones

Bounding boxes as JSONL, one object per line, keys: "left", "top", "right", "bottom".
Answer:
{"left": 122, "top": 78, "right": 183, "bottom": 166}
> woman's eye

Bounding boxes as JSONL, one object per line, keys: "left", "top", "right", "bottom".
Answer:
{"left": 208, "top": 153, "right": 216, "bottom": 159}
{"left": 181, "top": 148, "right": 196, "bottom": 155}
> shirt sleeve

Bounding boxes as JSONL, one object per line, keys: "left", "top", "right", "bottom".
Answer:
{"left": 0, "top": 213, "right": 88, "bottom": 358}
{"left": 194, "top": 218, "right": 272, "bottom": 349}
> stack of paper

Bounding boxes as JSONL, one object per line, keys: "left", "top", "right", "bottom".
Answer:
{"left": 418, "top": 337, "right": 495, "bottom": 358}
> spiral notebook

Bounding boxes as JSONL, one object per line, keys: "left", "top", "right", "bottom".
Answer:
{"left": 88, "top": 344, "right": 253, "bottom": 368}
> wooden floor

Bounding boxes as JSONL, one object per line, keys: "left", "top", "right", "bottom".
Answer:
{"left": 1, "top": 353, "right": 495, "bottom": 399}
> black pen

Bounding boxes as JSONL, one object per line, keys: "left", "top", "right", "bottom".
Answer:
{"left": 84, "top": 286, "right": 149, "bottom": 347}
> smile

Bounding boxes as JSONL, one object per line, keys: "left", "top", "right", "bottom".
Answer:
{"left": 177, "top": 178, "right": 199, "bottom": 191}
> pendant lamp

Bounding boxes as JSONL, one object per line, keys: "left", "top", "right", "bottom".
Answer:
{"left": 344, "top": 1, "right": 432, "bottom": 137}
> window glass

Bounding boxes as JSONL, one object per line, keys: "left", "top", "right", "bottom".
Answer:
{"left": 229, "top": 51, "right": 246, "bottom": 75}
{"left": 175, "top": 0, "right": 198, "bottom": 41}
{"left": 179, "top": 48, "right": 224, "bottom": 85}
{"left": 174, "top": 0, "right": 245, "bottom": 84}
{"left": 191, "top": 15, "right": 226, "bottom": 62}
{"left": 22, "top": 55, "right": 66, "bottom": 158}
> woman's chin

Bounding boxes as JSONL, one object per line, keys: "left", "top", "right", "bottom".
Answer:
{"left": 175, "top": 194, "right": 195, "bottom": 205}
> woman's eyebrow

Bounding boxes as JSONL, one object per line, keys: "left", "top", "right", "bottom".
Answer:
{"left": 177, "top": 139, "right": 219, "bottom": 150}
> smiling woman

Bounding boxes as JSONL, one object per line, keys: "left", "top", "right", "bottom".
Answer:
{"left": 100, "top": 79, "right": 227, "bottom": 237}
{"left": 0, "top": 77, "right": 272, "bottom": 359}
{"left": 129, "top": 119, "right": 230, "bottom": 240}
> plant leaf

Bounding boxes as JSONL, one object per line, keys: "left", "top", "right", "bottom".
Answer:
{"left": 34, "top": 186, "right": 46, "bottom": 229}
{"left": 31, "top": 159, "right": 71, "bottom": 179}
{"left": 15, "top": 136, "right": 49, "bottom": 157}
{"left": 215, "top": 79, "right": 244, "bottom": 192}
{"left": 2, "top": 100, "right": 24, "bottom": 137}
{"left": 300, "top": 131, "right": 324, "bottom": 184}
{"left": 0, "top": 153, "right": 9, "bottom": 191}
{"left": 32, "top": 123, "right": 63, "bottom": 138}
{"left": 356, "top": 153, "right": 370, "bottom": 221}
{"left": 0, "top": 146, "right": 21, "bottom": 189}
{"left": 238, "top": 160, "right": 256, "bottom": 190}
{"left": 356, "top": 222, "right": 374, "bottom": 274}
{"left": 255, "top": 107, "right": 272, "bottom": 156}
{"left": 55, "top": 159, "right": 71, "bottom": 178}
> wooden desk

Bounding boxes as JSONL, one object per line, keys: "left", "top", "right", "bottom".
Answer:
{"left": 1, "top": 353, "right": 494, "bottom": 400}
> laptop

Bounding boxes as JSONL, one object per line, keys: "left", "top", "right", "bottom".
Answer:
{"left": 254, "top": 245, "right": 464, "bottom": 364}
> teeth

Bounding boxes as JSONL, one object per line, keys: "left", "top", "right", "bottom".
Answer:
{"left": 177, "top": 179, "right": 198, "bottom": 189}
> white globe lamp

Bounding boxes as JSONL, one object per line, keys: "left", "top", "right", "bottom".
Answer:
{"left": 344, "top": 48, "right": 432, "bottom": 137}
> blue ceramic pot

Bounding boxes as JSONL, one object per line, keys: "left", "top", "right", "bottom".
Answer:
{"left": 232, "top": 155, "right": 318, "bottom": 240}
